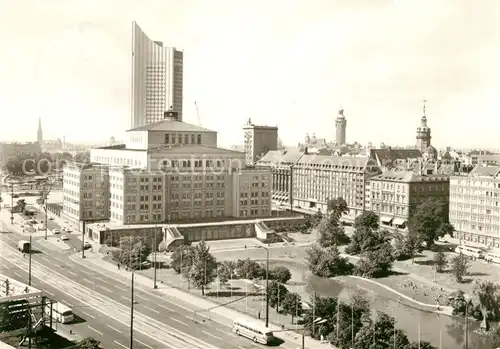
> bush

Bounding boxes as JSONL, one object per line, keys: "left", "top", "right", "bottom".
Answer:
{"left": 269, "top": 266, "right": 292, "bottom": 284}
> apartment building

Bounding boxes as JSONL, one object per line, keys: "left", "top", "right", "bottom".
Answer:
{"left": 292, "top": 154, "right": 380, "bottom": 221}
{"left": 256, "top": 148, "right": 303, "bottom": 204}
{"left": 62, "top": 163, "right": 110, "bottom": 227}
{"left": 63, "top": 111, "right": 271, "bottom": 227}
{"left": 449, "top": 166, "right": 500, "bottom": 247}
{"left": 243, "top": 119, "right": 278, "bottom": 166}
{"left": 367, "top": 171, "right": 450, "bottom": 229}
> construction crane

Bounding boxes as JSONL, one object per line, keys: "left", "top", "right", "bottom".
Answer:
{"left": 194, "top": 101, "right": 201, "bottom": 126}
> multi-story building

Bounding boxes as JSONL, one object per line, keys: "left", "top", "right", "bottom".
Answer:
{"left": 369, "top": 148, "right": 422, "bottom": 171}
{"left": 449, "top": 166, "right": 500, "bottom": 247}
{"left": 243, "top": 118, "right": 278, "bottom": 166}
{"left": 367, "top": 170, "right": 450, "bottom": 229}
{"left": 292, "top": 154, "right": 380, "bottom": 221}
{"left": 63, "top": 111, "right": 272, "bottom": 227}
{"left": 62, "top": 163, "right": 110, "bottom": 227}
{"left": 131, "top": 21, "right": 183, "bottom": 128}
{"left": 335, "top": 108, "right": 347, "bottom": 146}
{"left": 256, "top": 149, "right": 303, "bottom": 205}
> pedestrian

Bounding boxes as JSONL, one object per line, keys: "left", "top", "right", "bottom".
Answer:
{"left": 23, "top": 253, "right": 25, "bottom": 258}
{"left": 117, "top": 263, "right": 120, "bottom": 270}
{"left": 258, "top": 311, "right": 260, "bottom": 319}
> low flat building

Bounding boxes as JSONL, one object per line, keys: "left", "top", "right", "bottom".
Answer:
{"left": 292, "top": 155, "right": 380, "bottom": 221}
{"left": 449, "top": 166, "right": 500, "bottom": 247}
{"left": 367, "top": 171, "right": 450, "bottom": 229}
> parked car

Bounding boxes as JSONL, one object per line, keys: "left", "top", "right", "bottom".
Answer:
{"left": 61, "top": 235, "right": 69, "bottom": 241}
{"left": 84, "top": 242, "right": 92, "bottom": 250}
{"left": 52, "top": 229, "right": 61, "bottom": 234}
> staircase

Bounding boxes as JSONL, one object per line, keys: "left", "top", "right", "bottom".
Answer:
{"left": 163, "top": 226, "right": 184, "bottom": 251}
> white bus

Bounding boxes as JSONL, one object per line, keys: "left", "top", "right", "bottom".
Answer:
{"left": 233, "top": 319, "right": 274, "bottom": 345}
{"left": 455, "top": 245, "right": 483, "bottom": 259}
{"left": 486, "top": 250, "right": 500, "bottom": 264}
{"left": 45, "top": 302, "right": 74, "bottom": 324}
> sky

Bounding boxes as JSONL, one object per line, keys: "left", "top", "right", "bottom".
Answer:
{"left": 0, "top": 0, "right": 499, "bottom": 149}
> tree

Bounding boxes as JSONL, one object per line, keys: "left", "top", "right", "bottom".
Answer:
{"left": 353, "top": 210, "right": 379, "bottom": 232}
{"left": 356, "top": 241, "right": 395, "bottom": 278}
{"left": 188, "top": 240, "right": 217, "bottom": 295}
{"left": 451, "top": 253, "right": 470, "bottom": 283}
{"left": 74, "top": 151, "right": 91, "bottom": 164}
{"left": 408, "top": 197, "right": 455, "bottom": 248}
{"left": 401, "top": 229, "right": 423, "bottom": 261}
{"left": 406, "top": 341, "right": 437, "bottom": 349}
{"left": 75, "top": 337, "right": 104, "bottom": 349}
{"left": 217, "top": 262, "right": 232, "bottom": 285}
{"left": 451, "top": 290, "right": 470, "bottom": 316}
{"left": 235, "top": 258, "right": 264, "bottom": 279}
{"left": 269, "top": 266, "right": 292, "bottom": 284}
{"left": 474, "top": 280, "right": 500, "bottom": 322}
{"left": 268, "top": 281, "right": 288, "bottom": 311}
{"left": 326, "top": 197, "right": 349, "bottom": 222}
{"left": 281, "top": 292, "right": 303, "bottom": 323}
{"left": 305, "top": 244, "right": 353, "bottom": 277}
{"left": 170, "top": 246, "right": 194, "bottom": 274}
{"left": 303, "top": 294, "right": 338, "bottom": 338}
{"left": 312, "top": 209, "right": 323, "bottom": 226}
{"left": 346, "top": 212, "right": 391, "bottom": 256}
{"left": 112, "top": 236, "right": 151, "bottom": 270}
{"left": 434, "top": 251, "right": 448, "bottom": 273}
{"left": 492, "top": 325, "right": 500, "bottom": 348}
{"left": 317, "top": 198, "right": 350, "bottom": 247}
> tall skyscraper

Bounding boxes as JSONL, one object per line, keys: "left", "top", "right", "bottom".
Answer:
{"left": 37, "top": 117, "right": 43, "bottom": 145}
{"left": 335, "top": 108, "right": 347, "bottom": 145}
{"left": 130, "top": 21, "right": 184, "bottom": 129}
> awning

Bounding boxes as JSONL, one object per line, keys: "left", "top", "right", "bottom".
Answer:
{"left": 380, "top": 216, "right": 394, "bottom": 223}
{"left": 393, "top": 218, "right": 406, "bottom": 226}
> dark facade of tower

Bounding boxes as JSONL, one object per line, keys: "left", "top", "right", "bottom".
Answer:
{"left": 37, "top": 117, "right": 43, "bottom": 145}
{"left": 416, "top": 103, "right": 431, "bottom": 153}
{"left": 335, "top": 109, "right": 347, "bottom": 145}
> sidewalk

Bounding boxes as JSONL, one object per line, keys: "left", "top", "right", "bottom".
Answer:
{"left": 69, "top": 252, "right": 335, "bottom": 349}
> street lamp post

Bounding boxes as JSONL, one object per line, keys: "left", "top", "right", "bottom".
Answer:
{"left": 10, "top": 182, "right": 14, "bottom": 225}
{"left": 81, "top": 220, "right": 86, "bottom": 259}
{"left": 153, "top": 226, "right": 157, "bottom": 289}
{"left": 29, "top": 233, "right": 32, "bottom": 286}
{"left": 255, "top": 245, "right": 270, "bottom": 328}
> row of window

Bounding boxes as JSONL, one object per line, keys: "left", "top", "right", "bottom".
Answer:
{"left": 164, "top": 133, "right": 202, "bottom": 145}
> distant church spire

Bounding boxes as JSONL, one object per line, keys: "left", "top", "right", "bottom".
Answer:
{"left": 37, "top": 117, "right": 43, "bottom": 144}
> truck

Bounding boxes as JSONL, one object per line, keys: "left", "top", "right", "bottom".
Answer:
{"left": 36, "top": 223, "right": 46, "bottom": 231}
{"left": 17, "top": 240, "right": 30, "bottom": 253}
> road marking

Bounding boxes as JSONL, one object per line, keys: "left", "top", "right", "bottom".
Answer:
{"left": 216, "top": 328, "right": 227, "bottom": 335}
{"left": 99, "top": 285, "right": 113, "bottom": 293}
{"left": 82, "top": 311, "right": 95, "bottom": 319}
{"left": 171, "top": 318, "right": 188, "bottom": 326}
{"left": 44, "top": 290, "right": 54, "bottom": 297}
{"left": 202, "top": 330, "right": 222, "bottom": 340}
{"left": 135, "top": 294, "right": 147, "bottom": 301}
{"left": 41, "top": 257, "right": 50, "bottom": 263}
{"left": 113, "top": 340, "right": 128, "bottom": 349}
{"left": 88, "top": 326, "right": 103, "bottom": 336}
{"left": 121, "top": 296, "right": 129, "bottom": 301}
{"left": 107, "top": 324, "right": 121, "bottom": 333}
{"left": 143, "top": 305, "right": 159, "bottom": 314}
{"left": 14, "top": 272, "right": 22, "bottom": 277}
{"left": 158, "top": 304, "right": 173, "bottom": 311}
{"left": 68, "top": 271, "right": 77, "bottom": 276}
{"left": 134, "top": 339, "right": 153, "bottom": 349}
{"left": 96, "top": 277, "right": 109, "bottom": 284}
{"left": 80, "top": 270, "right": 90, "bottom": 275}
{"left": 114, "top": 285, "right": 127, "bottom": 291}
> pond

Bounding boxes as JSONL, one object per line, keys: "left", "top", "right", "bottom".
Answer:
{"left": 271, "top": 260, "right": 494, "bottom": 349}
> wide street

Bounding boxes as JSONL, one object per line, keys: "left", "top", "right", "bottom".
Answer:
{"left": 0, "top": 213, "right": 314, "bottom": 349}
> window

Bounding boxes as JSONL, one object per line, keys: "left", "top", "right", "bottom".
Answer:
{"left": 197, "top": 134, "right": 201, "bottom": 144}
{"left": 179, "top": 134, "right": 182, "bottom": 144}
{"left": 191, "top": 134, "right": 195, "bottom": 144}
{"left": 172, "top": 134, "right": 176, "bottom": 144}
{"left": 184, "top": 134, "right": 189, "bottom": 144}
{"left": 164, "top": 134, "right": 169, "bottom": 144}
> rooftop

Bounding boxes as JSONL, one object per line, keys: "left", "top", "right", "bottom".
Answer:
{"left": 95, "top": 144, "right": 244, "bottom": 156}
{"left": 370, "top": 148, "right": 423, "bottom": 162}
{"left": 296, "top": 155, "right": 369, "bottom": 171}
{"left": 257, "top": 149, "right": 303, "bottom": 166}
{"left": 470, "top": 166, "right": 500, "bottom": 177}
{"left": 127, "top": 119, "right": 215, "bottom": 133}
{"left": 372, "top": 170, "right": 450, "bottom": 182}
{"left": 0, "top": 274, "right": 42, "bottom": 299}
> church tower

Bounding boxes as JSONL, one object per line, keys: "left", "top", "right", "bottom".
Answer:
{"left": 335, "top": 108, "right": 347, "bottom": 145}
{"left": 416, "top": 100, "right": 431, "bottom": 153}
{"left": 37, "top": 117, "right": 43, "bottom": 145}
